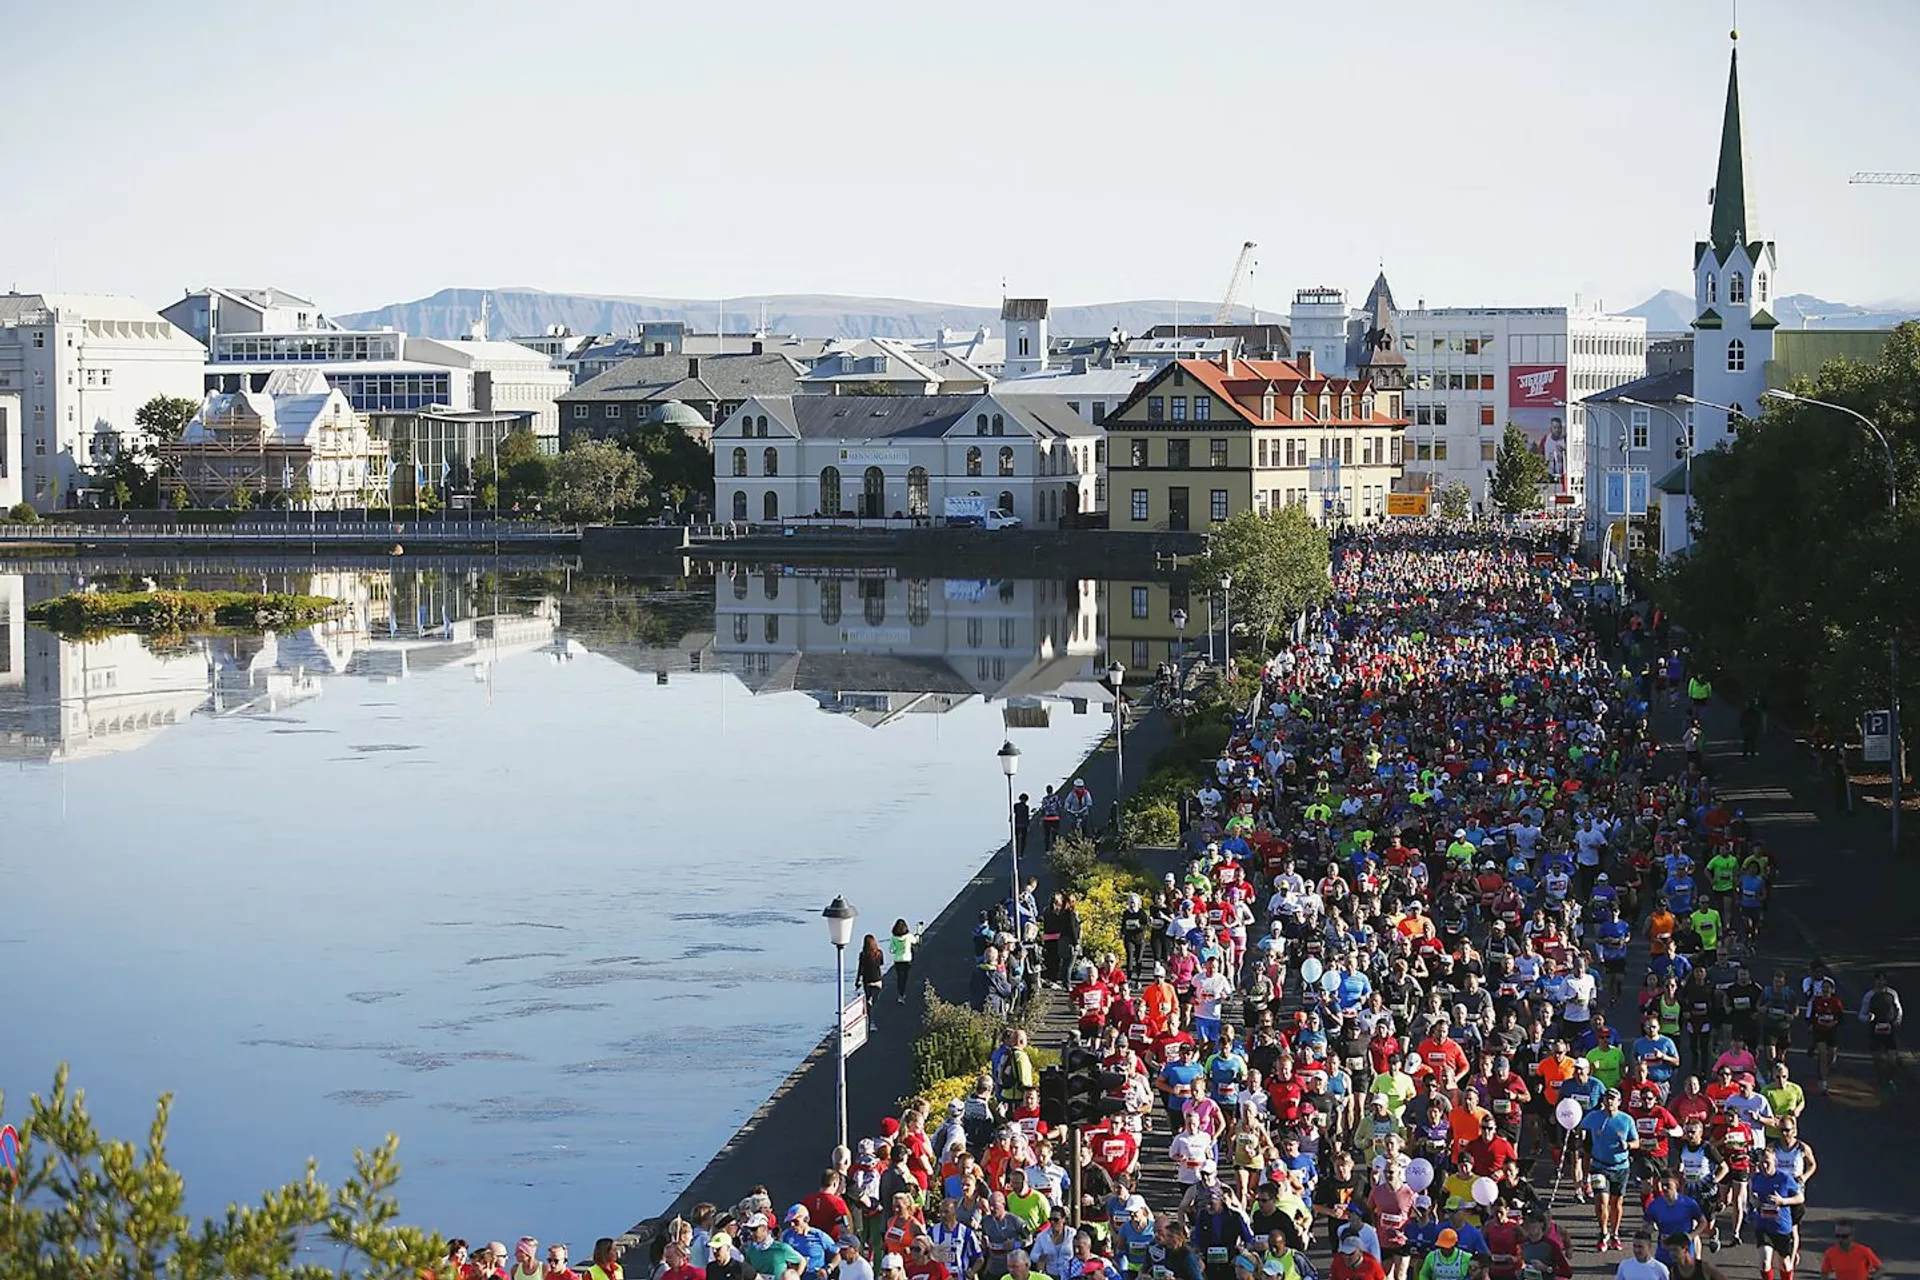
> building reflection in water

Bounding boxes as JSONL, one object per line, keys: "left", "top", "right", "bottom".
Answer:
{"left": 0, "top": 568, "right": 562, "bottom": 765}
{"left": 709, "top": 564, "right": 1114, "bottom": 728}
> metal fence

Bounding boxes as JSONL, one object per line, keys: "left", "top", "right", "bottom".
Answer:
{"left": 0, "top": 520, "right": 579, "bottom": 543}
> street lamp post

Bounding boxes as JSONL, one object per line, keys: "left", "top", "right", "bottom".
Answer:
{"left": 1172, "top": 607, "right": 1188, "bottom": 672}
{"left": 998, "top": 741, "right": 1022, "bottom": 935}
{"left": 821, "top": 896, "right": 858, "bottom": 1154}
{"left": 1206, "top": 592, "right": 1216, "bottom": 665}
{"left": 1626, "top": 396, "right": 1699, "bottom": 553}
{"left": 1218, "top": 573, "right": 1233, "bottom": 673}
{"left": 1107, "top": 661, "right": 1126, "bottom": 803}
{"left": 1764, "top": 387, "right": 1903, "bottom": 855}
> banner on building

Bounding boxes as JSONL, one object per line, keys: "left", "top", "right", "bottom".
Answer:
{"left": 1385, "top": 493, "right": 1429, "bottom": 517}
{"left": 837, "top": 447, "right": 908, "bottom": 466}
{"left": 1603, "top": 469, "right": 1651, "bottom": 517}
{"left": 1507, "top": 364, "right": 1569, "bottom": 486}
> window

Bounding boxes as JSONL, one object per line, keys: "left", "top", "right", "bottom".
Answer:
{"left": 764, "top": 614, "right": 780, "bottom": 643}
{"left": 907, "top": 466, "right": 929, "bottom": 517}
{"left": 1481, "top": 441, "right": 1497, "bottom": 462}
{"left": 997, "top": 490, "right": 1014, "bottom": 515}
{"left": 732, "top": 490, "right": 748, "bottom": 519}
{"left": 1727, "top": 339, "right": 1746, "bottom": 373}
{"left": 1131, "top": 586, "right": 1150, "bottom": 619}
{"left": 1018, "top": 335, "right": 1031, "bottom": 356}
{"left": 1757, "top": 271, "right": 1770, "bottom": 303}
{"left": 1095, "top": 476, "right": 1107, "bottom": 503}
{"left": 1131, "top": 639, "right": 1151, "bottom": 669}
{"left": 1170, "top": 396, "right": 1187, "bottom": 421}
{"left": 1130, "top": 438, "right": 1148, "bottom": 467}
{"left": 1210, "top": 490, "right": 1229, "bottom": 521}
{"left": 1209, "top": 439, "right": 1228, "bottom": 468}
{"left": 966, "top": 446, "right": 982, "bottom": 477}
{"left": 31, "top": 331, "right": 44, "bottom": 348}
{"left": 732, "top": 447, "right": 748, "bottom": 476}
{"left": 1705, "top": 273, "right": 1717, "bottom": 305}
{"left": 1194, "top": 397, "right": 1210, "bottom": 421}
{"left": 1167, "top": 439, "right": 1190, "bottom": 468}
{"left": 1341, "top": 437, "right": 1354, "bottom": 465}
{"left": 998, "top": 446, "right": 1015, "bottom": 476}
{"left": 992, "top": 414, "right": 1004, "bottom": 436}
{"left": 763, "top": 490, "right": 778, "bottom": 521}
{"left": 861, "top": 579, "right": 887, "bottom": 626}
{"left": 604, "top": 403, "right": 619, "bottom": 418}
{"left": 1147, "top": 397, "right": 1164, "bottom": 421}
{"left": 732, "top": 614, "right": 750, "bottom": 643}
{"left": 967, "top": 618, "right": 984, "bottom": 648}
{"left": 1479, "top": 404, "right": 1495, "bottom": 427}
{"left": 1728, "top": 271, "right": 1746, "bottom": 304}
{"left": 1092, "top": 401, "right": 1108, "bottom": 425}
{"left": 819, "top": 466, "right": 842, "bottom": 514}
{"left": 1433, "top": 406, "right": 1448, "bottom": 426}
{"left": 1130, "top": 489, "right": 1149, "bottom": 521}
{"left": 908, "top": 580, "right": 931, "bottom": 626}
{"left": 756, "top": 415, "right": 767, "bottom": 435}
{"left": 976, "top": 413, "right": 989, "bottom": 436}
{"left": 1390, "top": 436, "right": 1403, "bottom": 465}
{"left": 820, "top": 579, "right": 843, "bottom": 625}
{"left": 1257, "top": 439, "right": 1268, "bottom": 468}
{"left": 1630, "top": 407, "right": 1650, "bottom": 449}
{"left": 572, "top": 404, "right": 588, "bottom": 419}
{"left": 1433, "top": 440, "right": 1448, "bottom": 461}
{"left": 763, "top": 447, "right": 778, "bottom": 476}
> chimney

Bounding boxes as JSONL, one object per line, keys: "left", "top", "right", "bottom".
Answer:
{"left": 687, "top": 356, "right": 701, "bottom": 378}
{"left": 1071, "top": 355, "right": 1089, "bottom": 375}
{"left": 1221, "top": 350, "right": 1234, "bottom": 377}
{"left": 1297, "top": 349, "right": 1314, "bottom": 378}
{"left": 751, "top": 339, "right": 764, "bottom": 355}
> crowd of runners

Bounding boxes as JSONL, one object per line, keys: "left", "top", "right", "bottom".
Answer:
{"left": 453, "top": 527, "right": 1899, "bottom": 1280}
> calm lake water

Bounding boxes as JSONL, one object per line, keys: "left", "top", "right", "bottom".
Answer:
{"left": 0, "top": 559, "right": 1129, "bottom": 1249}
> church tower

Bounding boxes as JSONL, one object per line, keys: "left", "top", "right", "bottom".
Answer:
{"left": 1690, "top": 31, "right": 1776, "bottom": 455}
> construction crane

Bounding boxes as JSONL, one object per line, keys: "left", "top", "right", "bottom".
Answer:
{"left": 1849, "top": 172, "right": 1920, "bottom": 185}
{"left": 1213, "top": 241, "right": 1258, "bottom": 324}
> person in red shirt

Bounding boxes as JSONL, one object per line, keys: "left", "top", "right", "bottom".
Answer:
{"left": 1073, "top": 972, "right": 1112, "bottom": 1037}
{"left": 1007, "top": 1088, "right": 1051, "bottom": 1144}
{"left": 657, "top": 1242, "right": 705, "bottom": 1280}
{"left": 1414, "top": 1025, "right": 1469, "bottom": 1090}
{"left": 1085, "top": 1115, "right": 1140, "bottom": 1180}
{"left": 801, "top": 1171, "right": 853, "bottom": 1238}
{"left": 1464, "top": 1114, "right": 1517, "bottom": 1176}
{"left": 1332, "top": 1234, "right": 1386, "bottom": 1280}
{"left": 903, "top": 1235, "right": 950, "bottom": 1280}
{"left": 1626, "top": 1096, "right": 1682, "bottom": 1168}
{"left": 1265, "top": 1057, "right": 1308, "bottom": 1128}
{"left": 1668, "top": 1075, "right": 1713, "bottom": 1129}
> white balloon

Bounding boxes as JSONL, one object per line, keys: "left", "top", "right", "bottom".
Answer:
{"left": 1555, "top": 1097, "right": 1584, "bottom": 1131}
{"left": 1300, "top": 958, "right": 1325, "bottom": 986}
{"left": 1471, "top": 1176, "right": 1500, "bottom": 1207}
{"left": 1321, "top": 969, "right": 1342, "bottom": 994}
{"left": 1404, "top": 1158, "right": 1435, "bottom": 1191}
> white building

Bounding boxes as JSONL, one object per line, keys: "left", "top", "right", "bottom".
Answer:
{"left": 161, "top": 368, "right": 388, "bottom": 510}
{"left": 404, "top": 337, "right": 570, "bottom": 443}
{"left": 1393, "top": 304, "right": 1647, "bottom": 510}
{"left": 714, "top": 393, "right": 1098, "bottom": 527}
{"left": 1289, "top": 286, "right": 1352, "bottom": 377}
{"left": 160, "top": 286, "right": 337, "bottom": 346}
{"left": 0, "top": 294, "right": 208, "bottom": 510}
{"left": 796, "top": 339, "right": 991, "bottom": 397}
{"left": 0, "top": 387, "right": 21, "bottom": 510}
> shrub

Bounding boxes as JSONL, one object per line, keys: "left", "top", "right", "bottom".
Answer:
{"left": 913, "top": 992, "right": 1005, "bottom": 1092}
{"left": 1078, "top": 862, "right": 1155, "bottom": 960}
{"left": 1047, "top": 831, "right": 1101, "bottom": 896}
{"left": 1122, "top": 801, "right": 1181, "bottom": 849}
{"left": 6, "top": 502, "right": 39, "bottom": 524}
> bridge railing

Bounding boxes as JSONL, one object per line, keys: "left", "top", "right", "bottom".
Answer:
{"left": 0, "top": 520, "right": 579, "bottom": 541}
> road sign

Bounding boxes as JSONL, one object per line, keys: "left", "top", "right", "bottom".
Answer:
{"left": 1863, "top": 709, "right": 1893, "bottom": 763}
{"left": 1385, "top": 493, "right": 1428, "bottom": 517}
{"left": 841, "top": 995, "right": 869, "bottom": 1056}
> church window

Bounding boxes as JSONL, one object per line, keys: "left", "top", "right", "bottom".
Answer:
{"left": 1704, "top": 273, "right": 1717, "bottom": 305}
{"left": 1727, "top": 340, "right": 1746, "bottom": 373}
{"left": 1756, "top": 272, "right": 1769, "bottom": 303}
{"left": 1728, "top": 271, "right": 1746, "bottom": 304}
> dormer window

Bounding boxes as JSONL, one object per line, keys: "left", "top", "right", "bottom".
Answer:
{"left": 1340, "top": 396, "right": 1352, "bottom": 419}
{"left": 1728, "top": 271, "right": 1746, "bottom": 304}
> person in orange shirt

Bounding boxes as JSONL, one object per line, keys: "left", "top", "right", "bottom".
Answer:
{"left": 1821, "top": 1220, "right": 1882, "bottom": 1280}
{"left": 1446, "top": 1086, "right": 1493, "bottom": 1157}
{"left": 1646, "top": 900, "right": 1677, "bottom": 960}
{"left": 1141, "top": 966, "right": 1178, "bottom": 1038}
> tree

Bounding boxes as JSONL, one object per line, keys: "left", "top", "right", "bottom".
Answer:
{"left": 1435, "top": 481, "right": 1472, "bottom": 522}
{"left": 471, "top": 430, "right": 552, "bottom": 513}
{"left": 1489, "top": 423, "right": 1550, "bottom": 515}
{"left": 551, "top": 438, "right": 648, "bottom": 521}
{"left": 0, "top": 1065, "right": 441, "bottom": 1277}
{"left": 135, "top": 395, "right": 200, "bottom": 445}
{"left": 1193, "top": 505, "right": 1332, "bottom": 653}
{"left": 1658, "top": 321, "right": 1920, "bottom": 730}
{"left": 97, "top": 394, "right": 204, "bottom": 509}
{"left": 618, "top": 421, "right": 711, "bottom": 515}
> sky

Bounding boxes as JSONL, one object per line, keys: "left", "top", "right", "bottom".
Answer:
{"left": 4, "top": 0, "right": 1919, "bottom": 317}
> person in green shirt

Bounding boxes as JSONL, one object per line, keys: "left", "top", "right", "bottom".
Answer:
{"left": 745, "top": 1217, "right": 806, "bottom": 1279}
{"left": 1762, "top": 1060, "right": 1806, "bottom": 1126}
{"left": 1004, "top": 1170, "right": 1052, "bottom": 1235}
{"left": 1689, "top": 905, "right": 1724, "bottom": 960}
{"left": 1418, "top": 1230, "right": 1474, "bottom": 1280}
{"left": 1705, "top": 850, "right": 1741, "bottom": 908}
{"left": 1587, "top": 1033, "right": 1626, "bottom": 1089}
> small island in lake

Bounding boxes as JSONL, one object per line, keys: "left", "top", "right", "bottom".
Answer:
{"left": 28, "top": 590, "right": 345, "bottom": 636}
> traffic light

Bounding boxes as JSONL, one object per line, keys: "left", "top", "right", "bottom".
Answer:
{"left": 1038, "top": 1065, "right": 1069, "bottom": 1128}
{"left": 1063, "top": 1046, "right": 1127, "bottom": 1125}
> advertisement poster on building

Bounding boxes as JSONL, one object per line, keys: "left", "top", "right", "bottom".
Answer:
{"left": 1507, "top": 364, "right": 1568, "bottom": 487}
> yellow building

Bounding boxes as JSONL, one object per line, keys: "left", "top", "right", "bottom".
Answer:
{"left": 1106, "top": 352, "right": 1407, "bottom": 528}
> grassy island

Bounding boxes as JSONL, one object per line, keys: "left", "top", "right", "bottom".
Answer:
{"left": 27, "top": 590, "right": 344, "bottom": 636}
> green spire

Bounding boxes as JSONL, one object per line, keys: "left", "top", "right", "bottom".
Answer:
{"left": 1709, "top": 44, "right": 1751, "bottom": 256}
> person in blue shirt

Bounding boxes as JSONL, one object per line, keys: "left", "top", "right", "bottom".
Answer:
{"left": 1642, "top": 1174, "right": 1707, "bottom": 1262}
{"left": 780, "top": 1204, "right": 836, "bottom": 1280}
{"left": 1747, "top": 1147, "right": 1804, "bottom": 1279}
{"left": 1631, "top": 1014, "right": 1681, "bottom": 1088}
{"left": 1596, "top": 908, "right": 1633, "bottom": 1004}
{"left": 1579, "top": 1088, "right": 1641, "bottom": 1251}
{"left": 1650, "top": 949, "right": 1694, "bottom": 986}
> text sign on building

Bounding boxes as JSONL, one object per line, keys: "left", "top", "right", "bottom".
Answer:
{"left": 1508, "top": 364, "right": 1570, "bottom": 488}
{"left": 1385, "top": 493, "right": 1429, "bottom": 517}
{"left": 1863, "top": 709, "right": 1893, "bottom": 763}
{"left": 837, "top": 447, "right": 908, "bottom": 466}
{"left": 1603, "top": 470, "right": 1651, "bottom": 517}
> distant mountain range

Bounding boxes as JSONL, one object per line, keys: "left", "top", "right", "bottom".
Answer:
{"left": 337, "top": 287, "right": 1256, "bottom": 343}
{"left": 1620, "top": 289, "right": 1919, "bottom": 334}
{"left": 337, "top": 285, "right": 1918, "bottom": 344}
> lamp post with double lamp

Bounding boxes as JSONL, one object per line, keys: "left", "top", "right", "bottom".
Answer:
{"left": 1172, "top": 607, "right": 1188, "bottom": 671}
{"left": 998, "top": 741, "right": 1022, "bottom": 936}
{"left": 1107, "top": 661, "right": 1126, "bottom": 802}
{"left": 1764, "top": 387, "right": 1903, "bottom": 855}
{"left": 1218, "top": 572, "right": 1233, "bottom": 673}
{"left": 821, "top": 895, "right": 858, "bottom": 1153}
